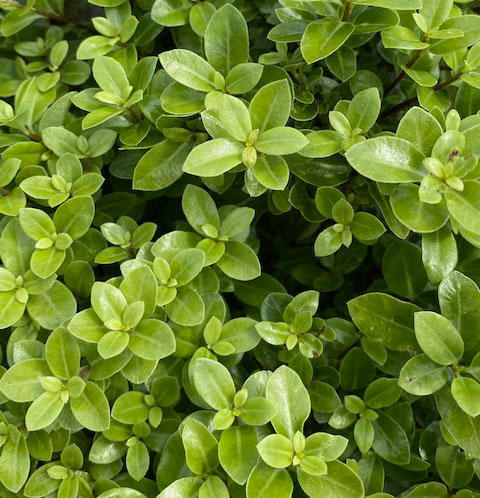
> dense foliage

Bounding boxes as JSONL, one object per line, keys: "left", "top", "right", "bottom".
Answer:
{"left": 2, "top": 0, "right": 480, "bottom": 497}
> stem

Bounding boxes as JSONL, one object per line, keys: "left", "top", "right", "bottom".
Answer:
{"left": 0, "top": 0, "right": 66, "bottom": 23}
{"left": 341, "top": 0, "right": 352, "bottom": 22}
{"left": 380, "top": 96, "right": 418, "bottom": 119}
{"left": 0, "top": 0, "right": 96, "bottom": 32}
{"left": 433, "top": 70, "right": 463, "bottom": 92}
{"left": 384, "top": 49, "right": 424, "bottom": 95}
{"left": 381, "top": 70, "right": 464, "bottom": 119}
{"left": 79, "top": 364, "right": 91, "bottom": 379}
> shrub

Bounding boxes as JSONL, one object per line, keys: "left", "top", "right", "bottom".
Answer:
{"left": 1, "top": 0, "right": 480, "bottom": 497}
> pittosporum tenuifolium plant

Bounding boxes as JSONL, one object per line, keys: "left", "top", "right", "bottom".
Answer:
{"left": 3, "top": 0, "right": 480, "bottom": 497}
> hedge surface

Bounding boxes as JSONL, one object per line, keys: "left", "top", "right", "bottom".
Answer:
{"left": 1, "top": 0, "right": 480, "bottom": 497}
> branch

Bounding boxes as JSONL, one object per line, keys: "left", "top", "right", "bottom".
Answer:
{"left": 341, "top": 0, "right": 352, "bottom": 22}
{"left": 384, "top": 49, "right": 424, "bottom": 96}
{"left": 380, "top": 70, "right": 464, "bottom": 119}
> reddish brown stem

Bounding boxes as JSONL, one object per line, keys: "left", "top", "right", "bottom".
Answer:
{"left": 384, "top": 50, "right": 424, "bottom": 95}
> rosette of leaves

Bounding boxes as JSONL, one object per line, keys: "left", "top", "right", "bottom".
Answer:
{"left": 183, "top": 87, "right": 309, "bottom": 193}
{"left": 18, "top": 196, "right": 95, "bottom": 278}
{"left": 346, "top": 107, "right": 480, "bottom": 243}
{"left": 193, "top": 358, "right": 276, "bottom": 430}
{"left": 398, "top": 272, "right": 480, "bottom": 433}
{"left": 20, "top": 153, "right": 104, "bottom": 207}
{"left": 0, "top": 217, "right": 76, "bottom": 330}
{"left": 72, "top": 55, "right": 157, "bottom": 130}
{"left": 24, "top": 444, "right": 92, "bottom": 497}
{"left": 40, "top": 127, "right": 117, "bottom": 164}
{"left": 256, "top": 290, "right": 333, "bottom": 359}
{"left": 104, "top": 378, "right": 182, "bottom": 482}
{"left": 77, "top": 3, "right": 139, "bottom": 60}
{"left": 0, "top": 327, "right": 110, "bottom": 433}
{"left": 96, "top": 216, "right": 157, "bottom": 264}
{"left": 158, "top": 5, "right": 263, "bottom": 117}
{"left": 68, "top": 265, "right": 176, "bottom": 367}
{"left": 314, "top": 186, "right": 386, "bottom": 257}
{"left": 170, "top": 184, "right": 261, "bottom": 281}
{"left": 124, "top": 247, "right": 206, "bottom": 327}
{"left": 300, "top": 87, "right": 381, "bottom": 159}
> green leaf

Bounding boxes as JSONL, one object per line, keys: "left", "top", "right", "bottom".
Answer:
{"left": 42, "top": 127, "right": 80, "bottom": 157}
{"left": 182, "top": 184, "right": 220, "bottom": 233}
{"left": 255, "top": 127, "right": 308, "bottom": 155}
{"left": 253, "top": 155, "right": 290, "bottom": 191}
{"left": 0, "top": 358, "right": 51, "bottom": 402}
{"left": 301, "top": 19, "right": 355, "bottom": 64}
{"left": 422, "top": 226, "right": 457, "bottom": 284}
{"left": 397, "top": 107, "right": 443, "bottom": 156}
{"left": 170, "top": 248, "right": 205, "bottom": 286}
{"left": 91, "top": 281, "right": 127, "bottom": 322}
{"left": 372, "top": 411, "right": 410, "bottom": 465}
{"left": 70, "top": 381, "right": 110, "bottom": 431}
{"left": 435, "top": 386, "right": 480, "bottom": 458}
{"left": 257, "top": 434, "right": 293, "bottom": 468}
{"left": 399, "top": 354, "right": 449, "bottom": 395}
{"left": 446, "top": 181, "right": 480, "bottom": 236}
{"left": 390, "top": 184, "right": 449, "bottom": 233}
{"left": 193, "top": 358, "right": 235, "bottom": 410}
{"left": 382, "top": 241, "right": 427, "bottom": 300}
{"left": 225, "top": 63, "right": 263, "bottom": 94}
{"left": 0, "top": 426, "right": 30, "bottom": 492}
{"left": 216, "top": 94, "right": 252, "bottom": 142}
{"left": 27, "top": 281, "right": 77, "bottom": 330}
{"left": 53, "top": 196, "right": 95, "bottom": 240}
{"left": 414, "top": 311, "right": 464, "bottom": 365}
{"left": 382, "top": 26, "right": 430, "bottom": 50}
{"left": 19, "top": 208, "right": 55, "bottom": 240}
{"left": 158, "top": 478, "right": 202, "bottom": 498}
{"left": 25, "top": 391, "right": 64, "bottom": 431}
{"left": 218, "top": 425, "right": 259, "bottom": 484}
{"left": 304, "top": 433, "right": 348, "bottom": 461}
{"left": 129, "top": 319, "right": 175, "bottom": 360}
{"left": 126, "top": 441, "right": 149, "bottom": 481}
{"left": 350, "top": 212, "right": 386, "bottom": 241}
{"left": 204, "top": 5, "right": 248, "bottom": 75}
{"left": 183, "top": 139, "right": 244, "bottom": 177}
{"left": 92, "top": 56, "right": 130, "bottom": 96}
{"left": 165, "top": 286, "right": 205, "bottom": 326}
{"left": 182, "top": 418, "right": 219, "bottom": 474}
{"left": 208, "top": 242, "right": 255, "bottom": 281}
{"left": 347, "top": 88, "right": 381, "bottom": 133}
{"left": 430, "top": 15, "right": 480, "bottom": 55}
{"left": 133, "top": 140, "right": 192, "bottom": 190}
{"left": 249, "top": 80, "right": 291, "bottom": 133}
{"left": 159, "top": 49, "right": 218, "bottom": 92}
{"left": 348, "top": 293, "right": 420, "bottom": 351}
{"left": 0, "top": 290, "right": 25, "bottom": 329}
{"left": 45, "top": 327, "right": 80, "bottom": 379}
{"left": 241, "top": 398, "right": 276, "bottom": 426}
{"left": 266, "top": 365, "right": 311, "bottom": 439}
{"left": 439, "top": 271, "right": 480, "bottom": 351}
{"left": 314, "top": 226, "right": 343, "bottom": 257}
{"left": 451, "top": 377, "right": 480, "bottom": 417}
{"left": 120, "top": 265, "right": 158, "bottom": 318}
{"left": 297, "top": 460, "right": 365, "bottom": 498}
{"left": 346, "top": 137, "right": 425, "bottom": 182}
{"left": 364, "top": 378, "right": 402, "bottom": 409}
{"left": 76, "top": 36, "right": 117, "bottom": 60}
{"left": 246, "top": 462, "right": 293, "bottom": 498}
